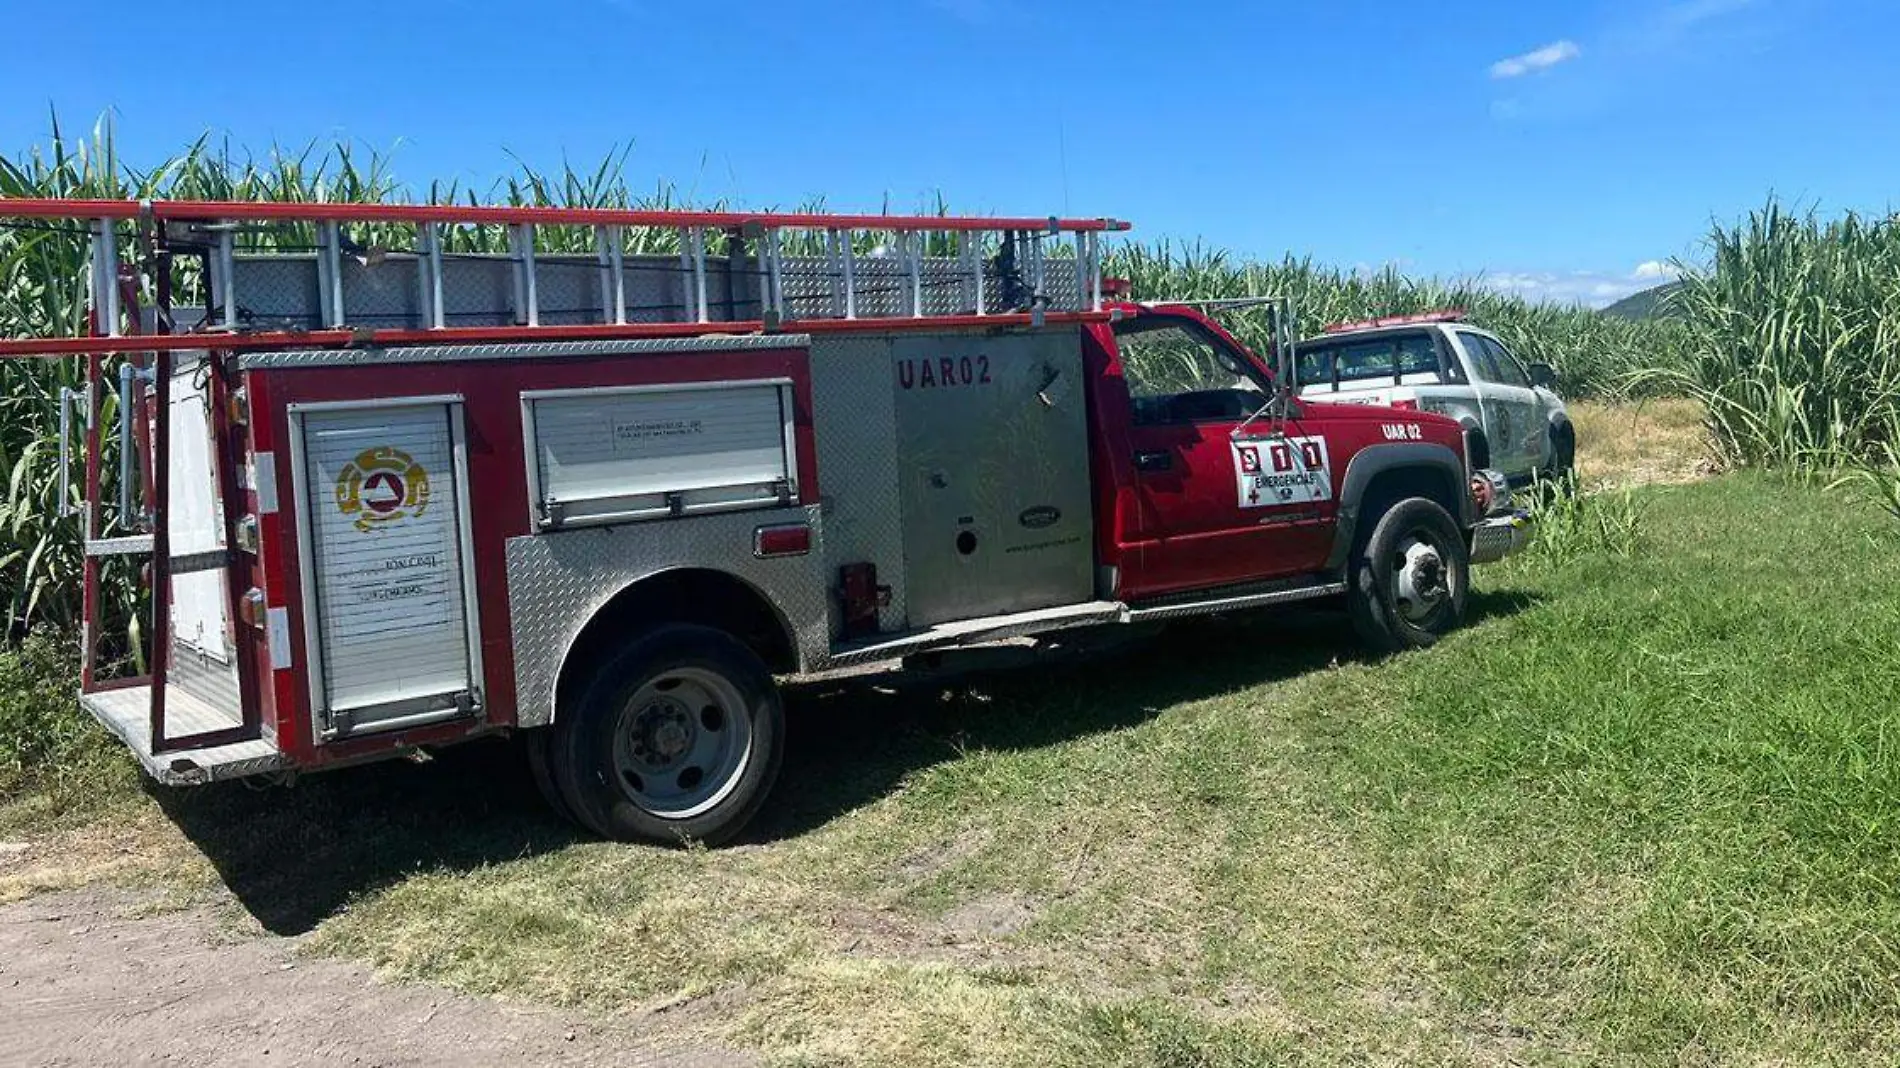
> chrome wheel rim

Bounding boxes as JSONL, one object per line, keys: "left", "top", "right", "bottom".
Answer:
{"left": 610, "top": 667, "right": 753, "bottom": 819}
{"left": 1392, "top": 533, "right": 1451, "bottom": 625}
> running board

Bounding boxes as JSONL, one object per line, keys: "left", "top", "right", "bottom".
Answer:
{"left": 1123, "top": 579, "right": 1345, "bottom": 622}
{"left": 825, "top": 579, "right": 1346, "bottom": 670}
{"left": 827, "top": 601, "right": 1125, "bottom": 669}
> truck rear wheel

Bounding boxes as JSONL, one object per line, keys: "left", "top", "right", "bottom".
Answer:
{"left": 548, "top": 624, "right": 784, "bottom": 846}
{"left": 524, "top": 727, "right": 579, "bottom": 827}
{"left": 1347, "top": 497, "right": 1470, "bottom": 654}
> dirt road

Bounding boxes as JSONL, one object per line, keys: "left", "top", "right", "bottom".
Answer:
{"left": 0, "top": 887, "right": 749, "bottom": 1068}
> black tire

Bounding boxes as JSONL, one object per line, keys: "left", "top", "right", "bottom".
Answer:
{"left": 524, "top": 728, "right": 581, "bottom": 828}
{"left": 1535, "top": 424, "right": 1578, "bottom": 500}
{"left": 1346, "top": 497, "right": 1470, "bottom": 654}
{"left": 1549, "top": 424, "right": 1577, "bottom": 482}
{"left": 548, "top": 624, "right": 784, "bottom": 846}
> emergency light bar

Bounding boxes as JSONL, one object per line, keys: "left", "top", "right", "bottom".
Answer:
{"left": 1321, "top": 309, "right": 1468, "bottom": 334}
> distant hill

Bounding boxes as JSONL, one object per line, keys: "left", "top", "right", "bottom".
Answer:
{"left": 1601, "top": 282, "right": 1683, "bottom": 321}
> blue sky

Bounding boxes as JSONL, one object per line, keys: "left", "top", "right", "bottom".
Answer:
{"left": 2, "top": 0, "right": 1888, "bottom": 307}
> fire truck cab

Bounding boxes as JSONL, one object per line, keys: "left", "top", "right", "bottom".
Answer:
{"left": 1, "top": 198, "right": 1529, "bottom": 845}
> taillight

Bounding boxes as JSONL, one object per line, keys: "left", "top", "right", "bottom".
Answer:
{"left": 753, "top": 523, "right": 812, "bottom": 558}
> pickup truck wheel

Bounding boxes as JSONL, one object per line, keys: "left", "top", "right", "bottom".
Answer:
{"left": 1546, "top": 425, "right": 1577, "bottom": 488}
{"left": 549, "top": 624, "right": 784, "bottom": 846}
{"left": 1347, "top": 497, "right": 1470, "bottom": 654}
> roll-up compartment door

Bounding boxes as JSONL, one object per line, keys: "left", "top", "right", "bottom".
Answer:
{"left": 292, "top": 399, "right": 481, "bottom": 739}
{"left": 523, "top": 379, "right": 798, "bottom": 530}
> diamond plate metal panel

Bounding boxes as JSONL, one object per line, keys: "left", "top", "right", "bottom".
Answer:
{"left": 438, "top": 256, "right": 516, "bottom": 325}
{"left": 806, "top": 335, "right": 908, "bottom": 632}
{"left": 625, "top": 261, "right": 688, "bottom": 323}
{"left": 238, "top": 333, "right": 808, "bottom": 370}
{"left": 505, "top": 504, "right": 831, "bottom": 728}
{"left": 231, "top": 248, "right": 1083, "bottom": 329}
{"left": 535, "top": 258, "right": 604, "bottom": 325}
{"left": 341, "top": 257, "right": 422, "bottom": 326}
{"left": 234, "top": 256, "right": 320, "bottom": 328}
{"left": 774, "top": 255, "right": 1080, "bottom": 318}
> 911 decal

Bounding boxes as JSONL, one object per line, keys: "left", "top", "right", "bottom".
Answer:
{"left": 1232, "top": 436, "right": 1333, "bottom": 507}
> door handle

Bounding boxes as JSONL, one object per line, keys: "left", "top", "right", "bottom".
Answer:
{"left": 1134, "top": 450, "right": 1173, "bottom": 472}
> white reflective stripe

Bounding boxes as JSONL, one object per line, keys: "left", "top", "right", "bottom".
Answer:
{"left": 253, "top": 455, "right": 279, "bottom": 514}
{"left": 267, "top": 606, "right": 293, "bottom": 669}
{"left": 301, "top": 403, "right": 471, "bottom": 713}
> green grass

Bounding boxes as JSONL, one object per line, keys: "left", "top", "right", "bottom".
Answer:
{"left": 0, "top": 631, "right": 137, "bottom": 832}
{"left": 2, "top": 473, "right": 1870, "bottom": 1065}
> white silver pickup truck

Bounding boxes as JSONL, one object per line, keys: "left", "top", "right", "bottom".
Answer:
{"left": 1295, "top": 311, "right": 1576, "bottom": 487}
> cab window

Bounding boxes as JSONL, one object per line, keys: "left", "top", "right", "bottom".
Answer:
{"left": 1463, "top": 333, "right": 1530, "bottom": 388}
{"left": 1395, "top": 334, "right": 1440, "bottom": 377}
{"left": 1115, "top": 318, "right": 1268, "bottom": 426}
{"left": 1485, "top": 338, "right": 1533, "bottom": 388}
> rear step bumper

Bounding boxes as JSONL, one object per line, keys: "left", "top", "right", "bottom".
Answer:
{"left": 1470, "top": 511, "right": 1533, "bottom": 565}
{"left": 80, "top": 686, "right": 288, "bottom": 786}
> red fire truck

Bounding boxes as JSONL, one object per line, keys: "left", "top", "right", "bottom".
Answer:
{"left": 0, "top": 199, "right": 1527, "bottom": 844}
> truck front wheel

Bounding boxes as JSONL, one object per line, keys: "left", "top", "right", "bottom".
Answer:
{"left": 1347, "top": 497, "right": 1470, "bottom": 654}
{"left": 548, "top": 624, "right": 784, "bottom": 846}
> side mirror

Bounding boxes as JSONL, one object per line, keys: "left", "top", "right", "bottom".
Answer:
{"left": 1527, "top": 361, "right": 1557, "bottom": 389}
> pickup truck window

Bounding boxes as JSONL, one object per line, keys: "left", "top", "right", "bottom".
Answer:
{"left": 1116, "top": 318, "right": 1268, "bottom": 426}
{"left": 1295, "top": 332, "right": 1440, "bottom": 387}
{"left": 1396, "top": 335, "right": 1440, "bottom": 377}
{"left": 1462, "top": 333, "right": 1531, "bottom": 388}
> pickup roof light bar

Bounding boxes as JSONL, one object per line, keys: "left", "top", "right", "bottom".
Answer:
{"left": 1321, "top": 309, "right": 1468, "bottom": 334}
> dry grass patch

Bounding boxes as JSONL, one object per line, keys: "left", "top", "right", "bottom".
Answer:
{"left": 1570, "top": 397, "right": 1713, "bottom": 489}
{"left": 0, "top": 804, "right": 216, "bottom": 906}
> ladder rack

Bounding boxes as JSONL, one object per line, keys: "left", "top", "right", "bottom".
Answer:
{"left": 0, "top": 199, "right": 1130, "bottom": 357}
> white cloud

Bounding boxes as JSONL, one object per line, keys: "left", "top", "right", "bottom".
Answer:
{"left": 1475, "top": 261, "right": 1678, "bottom": 309}
{"left": 1489, "top": 40, "right": 1581, "bottom": 79}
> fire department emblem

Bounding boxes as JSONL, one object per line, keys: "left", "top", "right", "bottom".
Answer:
{"left": 335, "top": 446, "right": 431, "bottom": 532}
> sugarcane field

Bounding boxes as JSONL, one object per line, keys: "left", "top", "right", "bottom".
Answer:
{"left": 3, "top": 3, "right": 1899, "bottom": 1066}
